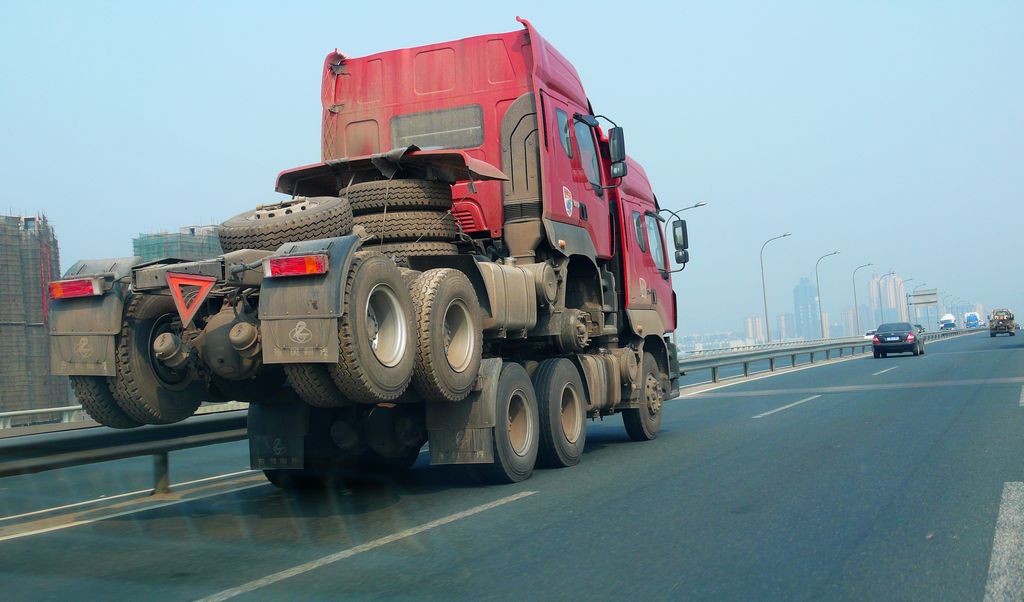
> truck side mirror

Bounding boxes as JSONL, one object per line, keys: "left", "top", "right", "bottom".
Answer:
{"left": 609, "top": 126, "right": 627, "bottom": 180}
{"left": 672, "top": 219, "right": 688, "bottom": 250}
{"left": 675, "top": 249, "right": 690, "bottom": 265}
{"left": 609, "top": 127, "right": 626, "bottom": 163}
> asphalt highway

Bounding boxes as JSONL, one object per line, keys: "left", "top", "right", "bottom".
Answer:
{"left": 2, "top": 331, "right": 1023, "bottom": 600}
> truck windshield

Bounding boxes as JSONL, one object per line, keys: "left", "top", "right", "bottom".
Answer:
{"left": 644, "top": 214, "right": 666, "bottom": 271}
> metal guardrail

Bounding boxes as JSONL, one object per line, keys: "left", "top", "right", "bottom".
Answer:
{"left": 678, "top": 329, "right": 967, "bottom": 383}
{"left": 0, "top": 401, "right": 250, "bottom": 430}
{"left": 0, "top": 330, "right": 972, "bottom": 495}
{"left": 0, "top": 405, "right": 84, "bottom": 429}
{"left": 0, "top": 411, "right": 247, "bottom": 494}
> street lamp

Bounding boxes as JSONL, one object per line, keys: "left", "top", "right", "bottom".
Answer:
{"left": 878, "top": 271, "right": 896, "bottom": 324}
{"left": 760, "top": 232, "right": 792, "bottom": 343}
{"left": 815, "top": 250, "right": 840, "bottom": 338}
{"left": 851, "top": 263, "right": 873, "bottom": 335}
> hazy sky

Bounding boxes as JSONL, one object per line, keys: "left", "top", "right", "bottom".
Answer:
{"left": 1, "top": 1, "right": 1020, "bottom": 335}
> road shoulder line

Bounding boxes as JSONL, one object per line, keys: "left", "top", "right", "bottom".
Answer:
{"left": 985, "top": 482, "right": 1024, "bottom": 601}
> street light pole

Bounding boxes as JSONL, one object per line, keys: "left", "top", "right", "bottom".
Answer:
{"left": 815, "top": 250, "right": 840, "bottom": 338}
{"left": 760, "top": 232, "right": 792, "bottom": 343}
{"left": 852, "top": 263, "right": 873, "bottom": 335}
{"left": 878, "top": 271, "right": 896, "bottom": 325}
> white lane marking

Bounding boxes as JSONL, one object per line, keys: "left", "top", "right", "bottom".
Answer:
{"left": 752, "top": 395, "right": 822, "bottom": 419}
{"left": 984, "top": 482, "right": 1024, "bottom": 601}
{"left": 0, "top": 481, "right": 267, "bottom": 543}
{"left": 872, "top": 366, "right": 899, "bottom": 376}
{"left": 197, "top": 490, "right": 538, "bottom": 602}
{"left": 0, "top": 469, "right": 256, "bottom": 523}
{"left": 1019, "top": 386, "right": 1024, "bottom": 408}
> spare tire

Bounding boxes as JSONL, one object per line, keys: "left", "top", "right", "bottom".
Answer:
{"left": 346, "top": 179, "right": 452, "bottom": 215}
{"left": 329, "top": 252, "right": 416, "bottom": 403}
{"left": 410, "top": 269, "right": 483, "bottom": 403}
{"left": 70, "top": 376, "right": 142, "bottom": 429}
{"left": 367, "top": 242, "right": 460, "bottom": 267}
{"left": 219, "top": 196, "right": 353, "bottom": 253}
{"left": 108, "top": 295, "right": 207, "bottom": 425}
{"left": 353, "top": 211, "right": 459, "bottom": 243}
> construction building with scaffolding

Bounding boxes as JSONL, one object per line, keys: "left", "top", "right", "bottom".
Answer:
{"left": 0, "top": 214, "right": 71, "bottom": 414}
{"left": 132, "top": 225, "right": 223, "bottom": 262}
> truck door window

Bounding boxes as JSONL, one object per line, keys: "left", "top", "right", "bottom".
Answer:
{"left": 632, "top": 211, "right": 646, "bottom": 252}
{"left": 644, "top": 214, "right": 667, "bottom": 271}
{"left": 573, "top": 121, "right": 602, "bottom": 191}
{"left": 556, "top": 108, "right": 573, "bottom": 158}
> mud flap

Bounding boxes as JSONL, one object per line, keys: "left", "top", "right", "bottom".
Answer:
{"left": 425, "top": 358, "right": 502, "bottom": 465}
{"left": 247, "top": 403, "right": 309, "bottom": 470}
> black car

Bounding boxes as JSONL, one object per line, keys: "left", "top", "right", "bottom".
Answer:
{"left": 872, "top": 322, "right": 925, "bottom": 358}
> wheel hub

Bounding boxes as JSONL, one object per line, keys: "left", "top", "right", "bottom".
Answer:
{"left": 365, "top": 283, "right": 407, "bottom": 367}
{"left": 645, "top": 373, "right": 663, "bottom": 416}
{"left": 248, "top": 197, "right": 316, "bottom": 221}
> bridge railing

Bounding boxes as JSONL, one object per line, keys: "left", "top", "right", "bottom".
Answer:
{"left": 679, "top": 329, "right": 964, "bottom": 383}
{"left": 0, "top": 330, "right": 973, "bottom": 495}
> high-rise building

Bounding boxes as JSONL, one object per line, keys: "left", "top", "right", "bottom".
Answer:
{"left": 793, "top": 277, "right": 819, "bottom": 340}
{"left": 745, "top": 315, "right": 765, "bottom": 343}
{"left": 777, "top": 313, "right": 796, "bottom": 340}
{"left": 133, "top": 225, "right": 223, "bottom": 262}
{"left": 869, "top": 273, "right": 909, "bottom": 323}
{"left": 0, "top": 214, "right": 71, "bottom": 413}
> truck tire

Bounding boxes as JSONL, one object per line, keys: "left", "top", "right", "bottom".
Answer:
{"left": 532, "top": 358, "right": 587, "bottom": 467}
{"left": 329, "top": 252, "right": 416, "bottom": 403}
{"left": 476, "top": 362, "right": 539, "bottom": 483}
{"left": 398, "top": 268, "right": 422, "bottom": 288}
{"left": 353, "top": 211, "right": 460, "bottom": 243}
{"left": 108, "top": 295, "right": 205, "bottom": 425}
{"left": 284, "top": 364, "right": 348, "bottom": 408}
{"left": 622, "top": 353, "right": 665, "bottom": 442}
{"left": 219, "top": 196, "right": 354, "bottom": 253}
{"left": 345, "top": 179, "right": 452, "bottom": 215}
{"left": 70, "top": 376, "right": 142, "bottom": 429}
{"left": 410, "top": 269, "right": 483, "bottom": 403}
{"left": 366, "top": 242, "right": 460, "bottom": 267}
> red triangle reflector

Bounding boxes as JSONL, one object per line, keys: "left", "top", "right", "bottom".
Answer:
{"left": 165, "top": 272, "right": 217, "bottom": 328}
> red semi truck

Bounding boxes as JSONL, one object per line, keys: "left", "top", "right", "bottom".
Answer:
{"left": 47, "top": 18, "right": 686, "bottom": 485}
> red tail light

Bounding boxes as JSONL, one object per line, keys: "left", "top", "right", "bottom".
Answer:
{"left": 264, "top": 254, "right": 329, "bottom": 278}
{"left": 49, "top": 278, "right": 103, "bottom": 299}
{"left": 906, "top": 333, "right": 915, "bottom": 342}
{"left": 872, "top": 335, "right": 880, "bottom": 344}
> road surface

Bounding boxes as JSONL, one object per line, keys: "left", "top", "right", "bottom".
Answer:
{"left": 2, "top": 331, "right": 1023, "bottom": 600}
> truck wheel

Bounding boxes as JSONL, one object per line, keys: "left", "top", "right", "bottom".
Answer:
{"left": 353, "top": 211, "right": 460, "bottom": 243}
{"left": 219, "top": 196, "right": 353, "bottom": 253}
{"left": 410, "top": 269, "right": 483, "bottom": 402}
{"left": 533, "top": 358, "right": 587, "bottom": 468}
{"left": 70, "top": 376, "right": 142, "bottom": 429}
{"left": 476, "top": 362, "right": 539, "bottom": 483}
{"left": 284, "top": 364, "right": 348, "bottom": 408}
{"left": 345, "top": 179, "right": 452, "bottom": 215}
{"left": 108, "top": 295, "right": 205, "bottom": 425}
{"left": 623, "top": 353, "right": 665, "bottom": 442}
{"left": 367, "top": 242, "right": 459, "bottom": 267}
{"left": 329, "top": 252, "right": 415, "bottom": 403}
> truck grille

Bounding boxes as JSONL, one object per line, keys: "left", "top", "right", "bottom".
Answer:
{"left": 451, "top": 208, "right": 480, "bottom": 232}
